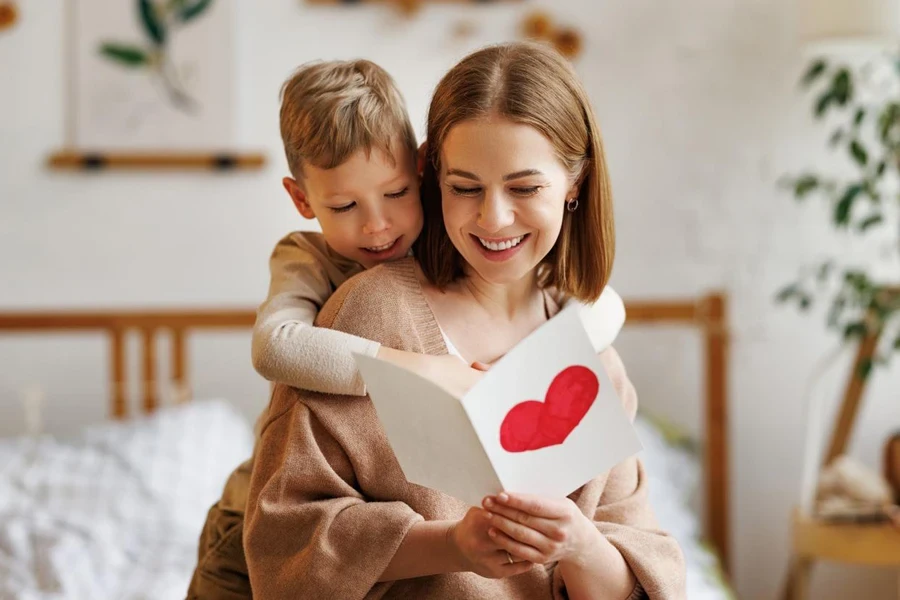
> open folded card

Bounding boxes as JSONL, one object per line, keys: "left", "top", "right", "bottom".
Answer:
{"left": 353, "top": 306, "right": 642, "bottom": 507}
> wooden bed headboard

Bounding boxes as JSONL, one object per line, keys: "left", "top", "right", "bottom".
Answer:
{"left": 0, "top": 293, "right": 730, "bottom": 574}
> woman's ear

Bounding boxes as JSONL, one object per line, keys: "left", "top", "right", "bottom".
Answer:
{"left": 283, "top": 177, "right": 316, "bottom": 220}
{"left": 417, "top": 140, "right": 428, "bottom": 180}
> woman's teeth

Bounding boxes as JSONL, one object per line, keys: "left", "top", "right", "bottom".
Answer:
{"left": 478, "top": 235, "right": 525, "bottom": 251}
{"left": 366, "top": 239, "right": 396, "bottom": 252}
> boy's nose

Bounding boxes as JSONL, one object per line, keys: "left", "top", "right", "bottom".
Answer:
{"left": 363, "top": 212, "right": 390, "bottom": 235}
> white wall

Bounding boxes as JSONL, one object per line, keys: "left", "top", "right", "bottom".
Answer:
{"left": 2, "top": 1, "right": 899, "bottom": 599}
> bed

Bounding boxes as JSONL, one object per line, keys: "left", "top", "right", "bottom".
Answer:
{"left": 0, "top": 296, "right": 735, "bottom": 599}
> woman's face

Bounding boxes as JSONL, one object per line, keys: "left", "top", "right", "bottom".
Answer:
{"left": 439, "top": 116, "right": 577, "bottom": 286}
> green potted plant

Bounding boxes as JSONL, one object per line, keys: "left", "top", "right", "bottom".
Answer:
{"left": 779, "top": 56, "right": 900, "bottom": 377}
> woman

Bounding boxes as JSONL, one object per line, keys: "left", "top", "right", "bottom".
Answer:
{"left": 243, "top": 42, "right": 685, "bottom": 600}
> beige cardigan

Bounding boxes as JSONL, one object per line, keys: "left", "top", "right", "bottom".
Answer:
{"left": 244, "top": 258, "right": 686, "bottom": 600}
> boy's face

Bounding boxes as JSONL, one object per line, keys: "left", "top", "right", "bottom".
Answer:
{"left": 283, "top": 141, "right": 423, "bottom": 269}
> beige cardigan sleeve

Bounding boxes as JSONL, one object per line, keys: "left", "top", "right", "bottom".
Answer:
{"left": 553, "top": 348, "right": 687, "bottom": 600}
{"left": 243, "top": 388, "right": 423, "bottom": 600}
{"left": 550, "top": 286, "right": 627, "bottom": 353}
{"left": 251, "top": 236, "right": 380, "bottom": 395}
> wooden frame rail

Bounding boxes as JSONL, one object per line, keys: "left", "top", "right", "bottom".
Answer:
{"left": 624, "top": 293, "right": 730, "bottom": 576}
{"left": 0, "top": 294, "right": 730, "bottom": 574}
{"left": 0, "top": 310, "right": 255, "bottom": 418}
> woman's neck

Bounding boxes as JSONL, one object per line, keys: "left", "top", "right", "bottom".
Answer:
{"left": 456, "top": 270, "right": 540, "bottom": 321}
{"left": 420, "top": 267, "right": 547, "bottom": 365}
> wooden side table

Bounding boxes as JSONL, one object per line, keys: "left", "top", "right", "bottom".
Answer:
{"left": 781, "top": 311, "right": 900, "bottom": 600}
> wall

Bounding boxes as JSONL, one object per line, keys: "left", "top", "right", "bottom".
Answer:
{"left": 1, "top": 1, "right": 898, "bottom": 598}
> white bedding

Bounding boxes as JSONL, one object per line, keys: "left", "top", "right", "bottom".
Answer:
{"left": 0, "top": 401, "right": 732, "bottom": 600}
{"left": 0, "top": 400, "right": 254, "bottom": 600}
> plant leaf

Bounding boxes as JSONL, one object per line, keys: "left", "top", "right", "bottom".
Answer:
{"left": 802, "top": 59, "right": 828, "bottom": 87}
{"left": 139, "top": 0, "right": 166, "bottom": 45}
{"left": 829, "top": 128, "right": 845, "bottom": 147}
{"left": 834, "top": 184, "right": 862, "bottom": 226}
{"left": 858, "top": 357, "right": 874, "bottom": 379}
{"left": 178, "top": 0, "right": 213, "bottom": 22}
{"left": 849, "top": 140, "right": 868, "bottom": 166}
{"left": 843, "top": 321, "right": 868, "bottom": 340}
{"left": 876, "top": 160, "right": 887, "bottom": 177}
{"left": 853, "top": 107, "right": 866, "bottom": 126}
{"left": 816, "top": 92, "right": 836, "bottom": 118}
{"left": 794, "top": 175, "right": 819, "bottom": 199}
{"left": 816, "top": 261, "right": 834, "bottom": 283}
{"left": 776, "top": 284, "right": 799, "bottom": 303}
{"left": 832, "top": 69, "right": 853, "bottom": 105}
{"left": 98, "top": 42, "right": 149, "bottom": 67}
{"left": 858, "top": 214, "right": 883, "bottom": 231}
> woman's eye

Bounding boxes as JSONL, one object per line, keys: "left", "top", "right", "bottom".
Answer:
{"left": 451, "top": 185, "right": 481, "bottom": 197}
{"left": 511, "top": 186, "right": 541, "bottom": 197}
{"left": 331, "top": 202, "right": 356, "bottom": 214}
{"left": 385, "top": 186, "right": 409, "bottom": 199}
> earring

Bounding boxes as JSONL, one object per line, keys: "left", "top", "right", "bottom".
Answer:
{"left": 566, "top": 197, "right": 579, "bottom": 212}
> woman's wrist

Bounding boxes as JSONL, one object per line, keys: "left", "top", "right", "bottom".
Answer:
{"left": 557, "top": 524, "right": 637, "bottom": 600}
{"left": 561, "top": 514, "right": 608, "bottom": 569}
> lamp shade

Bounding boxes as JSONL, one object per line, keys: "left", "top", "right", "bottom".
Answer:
{"left": 799, "top": 0, "right": 900, "bottom": 51}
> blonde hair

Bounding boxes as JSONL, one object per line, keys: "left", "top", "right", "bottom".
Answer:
{"left": 414, "top": 41, "right": 615, "bottom": 302}
{"left": 279, "top": 59, "right": 417, "bottom": 178}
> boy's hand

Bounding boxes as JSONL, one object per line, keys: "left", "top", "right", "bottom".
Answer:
{"left": 375, "top": 348, "right": 484, "bottom": 398}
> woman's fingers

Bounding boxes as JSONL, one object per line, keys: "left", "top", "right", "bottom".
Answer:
{"left": 488, "top": 527, "right": 546, "bottom": 564}
{"left": 494, "top": 492, "right": 571, "bottom": 519}
{"left": 483, "top": 497, "right": 562, "bottom": 540}
{"left": 487, "top": 511, "right": 561, "bottom": 557}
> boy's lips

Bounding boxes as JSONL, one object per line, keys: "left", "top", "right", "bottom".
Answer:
{"left": 361, "top": 236, "right": 403, "bottom": 260}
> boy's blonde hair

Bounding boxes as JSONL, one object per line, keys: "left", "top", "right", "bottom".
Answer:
{"left": 279, "top": 59, "right": 418, "bottom": 179}
{"left": 415, "top": 41, "right": 615, "bottom": 303}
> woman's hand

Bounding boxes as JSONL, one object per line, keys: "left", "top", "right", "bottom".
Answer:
{"left": 482, "top": 492, "right": 601, "bottom": 567}
{"left": 448, "top": 507, "right": 535, "bottom": 579}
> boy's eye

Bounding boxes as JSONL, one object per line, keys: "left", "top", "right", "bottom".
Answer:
{"left": 385, "top": 186, "right": 409, "bottom": 199}
{"left": 511, "top": 186, "right": 541, "bottom": 197}
{"left": 330, "top": 202, "right": 356, "bottom": 214}
{"left": 450, "top": 185, "right": 482, "bottom": 197}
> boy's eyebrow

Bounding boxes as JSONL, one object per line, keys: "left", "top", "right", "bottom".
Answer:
{"left": 445, "top": 168, "right": 544, "bottom": 181}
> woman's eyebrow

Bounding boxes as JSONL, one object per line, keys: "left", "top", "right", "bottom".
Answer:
{"left": 446, "top": 168, "right": 544, "bottom": 181}
{"left": 503, "top": 169, "right": 543, "bottom": 181}
{"left": 446, "top": 168, "right": 480, "bottom": 180}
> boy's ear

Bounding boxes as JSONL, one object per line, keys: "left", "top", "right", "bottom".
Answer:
{"left": 283, "top": 177, "right": 316, "bottom": 220}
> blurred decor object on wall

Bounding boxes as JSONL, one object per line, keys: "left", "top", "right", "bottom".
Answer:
{"left": 885, "top": 432, "right": 900, "bottom": 501}
{"left": 798, "top": 0, "right": 900, "bottom": 53}
{"left": 47, "top": 0, "right": 265, "bottom": 171}
{"left": 306, "top": 0, "right": 521, "bottom": 11}
{"left": 0, "top": 1, "right": 18, "bottom": 31}
{"left": 520, "top": 11, "right": 583, "bottom": 60}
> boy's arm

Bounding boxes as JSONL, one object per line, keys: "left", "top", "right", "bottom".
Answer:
{"left": 552, "top": 286, "right": 627, "bottom": 353}
{"left": 251, "top": 237, "right": 379, "bottom": 395}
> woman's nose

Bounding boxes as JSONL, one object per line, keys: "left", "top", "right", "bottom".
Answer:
{"left": 476, "top": 192, "right": 515, "bottom": 233}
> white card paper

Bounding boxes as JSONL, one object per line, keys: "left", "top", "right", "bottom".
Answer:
{"left": 354, "top": 306, "right": 642, "bottom": 507}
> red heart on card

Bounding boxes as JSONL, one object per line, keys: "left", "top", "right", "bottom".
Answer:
{"left": 500, "top": 365, "right": 599, "bottom": 453}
